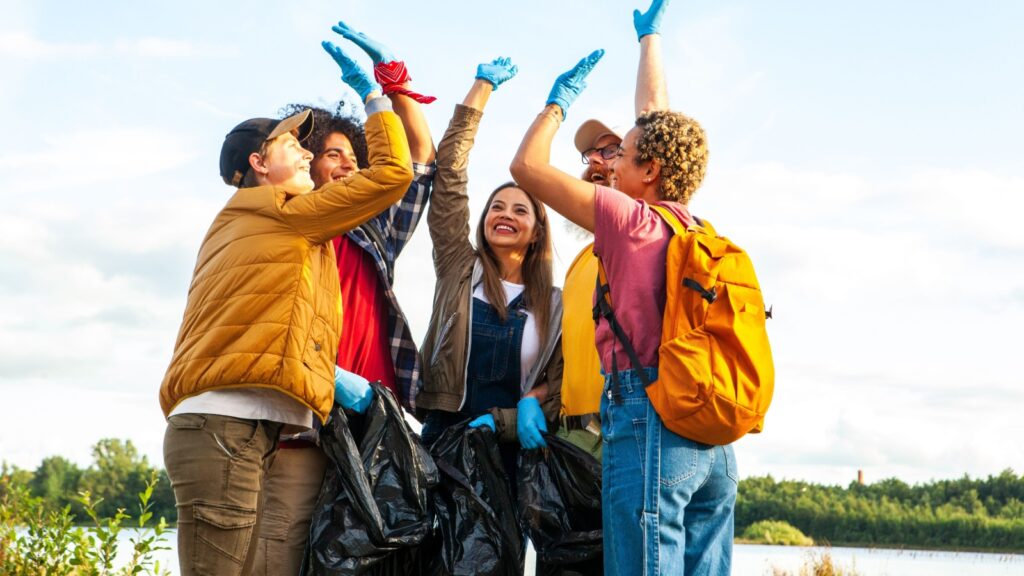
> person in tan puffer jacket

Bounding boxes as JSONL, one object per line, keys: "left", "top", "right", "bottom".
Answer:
{"left": 159, "top": 57, "right": 412, "bottom": 574}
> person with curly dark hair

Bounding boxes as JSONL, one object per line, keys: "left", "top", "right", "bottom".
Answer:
{"left": 251, "top": 22, "right": 436, "bottom": 576}
{"left": 510, "top": 3, "right": 738, "bottom": 574}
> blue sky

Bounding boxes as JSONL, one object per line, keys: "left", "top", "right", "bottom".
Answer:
{"left": 1, "top": 0, "right": 1022, "bottom": 486}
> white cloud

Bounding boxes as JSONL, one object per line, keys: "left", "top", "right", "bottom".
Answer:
{"left": 0, "top": 31, "right": 99, "bottom": 58}
{"left": 0, "top": 31, "right": 235, "bottom": 60}
{"left": 0, "top": 127, "right": 198, "bottom": 194}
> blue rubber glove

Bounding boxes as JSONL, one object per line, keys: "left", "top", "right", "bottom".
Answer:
{"left": 517, "top": 397, "right": 548, "bottom": 450}
{"left": 331, "top": 21, "right": 396, "bottom": 65}
{"left": 546, "top": 49, "right": 605, "bottom": 119}
{"left": 468, "top": 414, "right": 495, "bottom": 432}
{"left": 476, "top": 57, "right": 519, "bottom": 91}
{"left": 334, "top": 366, "right": 372, "bottom": 414}
{"left": 634, "top": 0, "right": 670, "bottom": 41}
{"left": 322, "top": 41, "right": 380, "bottom": 102}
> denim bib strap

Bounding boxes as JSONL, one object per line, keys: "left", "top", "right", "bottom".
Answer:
{"left": 463, "top": 292, "right": 527, "bottom": 416}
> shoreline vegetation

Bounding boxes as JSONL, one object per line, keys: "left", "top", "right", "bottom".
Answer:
{"left": 2, "top": 438, "right": 1023, "bottom": 571}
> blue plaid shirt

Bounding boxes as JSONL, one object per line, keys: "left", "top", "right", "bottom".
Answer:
{"left": 343, "top": 162, "right": 434, "bottom": 411}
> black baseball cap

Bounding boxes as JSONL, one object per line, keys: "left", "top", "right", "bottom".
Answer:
{"left": 219, "top": 109, "right": 314, "bottom": 187}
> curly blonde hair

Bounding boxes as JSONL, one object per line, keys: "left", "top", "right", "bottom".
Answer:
{"left": 634, "top": 110, "right": 708, "bottom": 203}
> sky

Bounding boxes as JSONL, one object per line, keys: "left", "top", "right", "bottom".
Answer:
{"left": 1, "top": 0, "right": 1021, "bottom": 487}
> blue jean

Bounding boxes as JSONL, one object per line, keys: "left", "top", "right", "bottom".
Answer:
{"left": 601, "top": 368, "right": 738, "bottom": 576}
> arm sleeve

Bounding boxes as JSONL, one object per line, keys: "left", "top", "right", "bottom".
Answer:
{"left": 280, "top": 102, "right": 414, "bottom": 245}
{"left": 429, "top": 104, "right": 482, "bottom": 278}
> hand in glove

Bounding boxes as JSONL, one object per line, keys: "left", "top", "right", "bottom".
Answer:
{"left": 633, "top": 0, "right": 670, "bottom": 41}
{"left": 468, "top": 413, "right": 496, "bottom": 432}
{"left": 476, "top": 57, "right": 519, "bottom": 91}
{"left": 331, "top": 21, "right": 396, "bottom": 65}
{"left": 334, "top": 365, "right": 372, "bottom": 414}
{"left": 546, "top": 49, "right": 605, "bottom": 119}
{"left": 517, "top": 396, "right": 548, "bottom": 449}
{"left": 321, "top": 41, "right": 380, "bottom": 102}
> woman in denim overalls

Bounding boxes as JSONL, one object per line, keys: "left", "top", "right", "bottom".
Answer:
{"left": 416, "top": 60, "right": 564, "bottom": 499}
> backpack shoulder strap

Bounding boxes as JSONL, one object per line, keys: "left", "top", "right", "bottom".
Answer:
{"left": 652, "top": 203, "right": 717, "bottom": 237}
{"left": 593, "top": 259, "right": 651, "bottom": 388}
{"left": 650, "top": 204, "right": 685, "bottom": 235}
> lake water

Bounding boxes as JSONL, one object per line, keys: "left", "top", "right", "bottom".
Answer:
{"left": 120, "top": 531, "right": 1023, "bottom": 575}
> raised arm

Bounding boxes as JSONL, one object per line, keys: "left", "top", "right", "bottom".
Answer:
{"left": 634, "top": 0, "right": 671, "bottom": 115}
{"left": 510, "top": 50, "right": 604, "bottom": 232}
{"left": 331, "top": 21, "right": 436, "bottom": 165}
{"left": 429, "top": 58, "right": 519, "bottom": 277}
{"left": 282, "top": 45, "right": 412, "bottom": 244}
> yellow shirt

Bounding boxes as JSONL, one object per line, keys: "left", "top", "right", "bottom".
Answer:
{"left": 560, "top": 243, "right": 605, "bottom": 416}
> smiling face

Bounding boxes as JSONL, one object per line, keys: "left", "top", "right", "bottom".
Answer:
{"left": 481, "top": 186, "right": 538, "bottom": 253}
{"left": 609, "top": 126, "right": 653, "bottom": 200}
{"left": 310, "top": 131, "right": 359, "bottom": 188}
{"left": 254, "top": 131, "right": 314, "bottom": 191}
{"left": 582, "top": 133, "right": 622, "bottom": 186}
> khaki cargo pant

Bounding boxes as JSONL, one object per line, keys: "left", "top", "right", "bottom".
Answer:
{"left": 251, "top": 445, "right": 327, "bottom": 575}
{"left": 163, "top": 414, "right": 282, "bottom": 576}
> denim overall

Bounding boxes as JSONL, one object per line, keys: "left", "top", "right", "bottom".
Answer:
{"left": 421, "top": 293, "right": 528, "bottom": 490}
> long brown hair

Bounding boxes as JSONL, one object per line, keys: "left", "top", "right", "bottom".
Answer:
{"left": 474, "top": 182, "right": 554, "bottom": 350}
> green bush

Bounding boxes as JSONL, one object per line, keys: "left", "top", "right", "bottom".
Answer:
{"left": 0, "top": 469, "right": 170, "bottom": 575}
{"left": 741, "top": 519, "right": 814, "bottom": 546}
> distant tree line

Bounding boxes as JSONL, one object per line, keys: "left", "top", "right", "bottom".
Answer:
{"left": 737, "top": 471, "right": 1024, "bottom": 552}
{"left": 3, "top": 440, "right": 1023, "bottom": 553}
{"left": 1, "top": 439, "right": 176, "bottom": 525}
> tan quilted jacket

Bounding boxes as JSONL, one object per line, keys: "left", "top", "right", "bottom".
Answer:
{"left": 160, "top": 108, "right": 413, "bottom": 423}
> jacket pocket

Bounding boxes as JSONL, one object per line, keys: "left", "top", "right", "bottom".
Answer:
{"left": 302, "top": 316, "right": 333, "bottom": 382}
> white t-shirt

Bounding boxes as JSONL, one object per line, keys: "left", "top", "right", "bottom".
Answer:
{"left": 473, "top": 280, "right": 540, "bottom": 391}
{"left": 168, "top": 387, "right": 314, "bottom": 428}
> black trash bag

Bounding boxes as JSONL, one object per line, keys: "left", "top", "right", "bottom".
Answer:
{"left": 419, "top": 422, "right": 525, "bottom": 576}
{"left": 518, "top": 434, "right": 602, "bottom": 570}
{"left": 306, "top": 383, "right": 438, "bottom": 575}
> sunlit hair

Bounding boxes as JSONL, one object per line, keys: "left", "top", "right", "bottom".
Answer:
{"left": 634, "top": 110, "right": 708, "bottom": 203}
{"left": 474, "top": 182, "right": 554, "bottom": 349}
{"left": 279, "top": 101, "right": 368, "bottom": 167}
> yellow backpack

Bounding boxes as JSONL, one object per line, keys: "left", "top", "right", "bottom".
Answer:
{"left": 594, "top": 205, "right": 774, "bottom": 445}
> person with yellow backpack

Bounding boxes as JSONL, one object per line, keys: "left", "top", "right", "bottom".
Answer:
{"left": 511, "top": 2, "right": 774, "bottom": 573}
{"left": 558, "top": 0, "right": 672, "bottom": 460}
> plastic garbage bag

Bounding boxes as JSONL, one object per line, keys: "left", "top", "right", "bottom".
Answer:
{"left": 517, "top": 433, "right": 602, "bottom": 571}
{"left": 420, "top": 422, "right": 525, "bottom": 576}
{"left": 306, "top": 383, "right": 438, "bottom": 575}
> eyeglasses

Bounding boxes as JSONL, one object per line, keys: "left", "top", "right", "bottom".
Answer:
{"left": 581, "top": 143, "right": 623, "bottom": 164}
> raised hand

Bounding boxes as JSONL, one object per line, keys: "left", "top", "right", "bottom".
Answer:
{"left": 331, "top": 21, "right": 396, "bottom": 65}
{"left": 476, "top": 57, "right": 519, "bottom": 91}
{"left": 322, "top": 41, "right": 380, "bottom": 102}
{"left": 633, "top": 0, "right": 670, "bottom": 41}
{"left": 546, "top": 49, "right": 605, "bottom": 119}
{"left": 516, "top": 397, "right": 548, "bottom": 449}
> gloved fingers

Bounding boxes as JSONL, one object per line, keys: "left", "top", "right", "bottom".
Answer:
{"left": 331, "top": 20, "right": 394, "bottom": 64}
{"left": 572, "top": 49, "right": 605, "bottom": 78}
{"left": 331, "top": 20, "right": 358, "bottom": 40}
{"left": 322, "top": 40, "right": 356, "bottom": 68}
{"left": 534, "top": 431, "right": 547, "bottom": 448}
{"left": 469, "top": 414, "right": 495, "bottom": 431}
